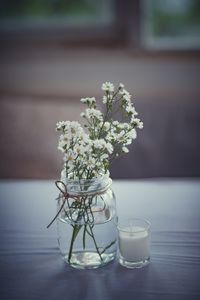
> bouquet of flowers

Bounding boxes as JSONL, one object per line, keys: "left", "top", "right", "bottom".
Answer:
{"left": 56, "top": 82, "right": 143, "bottom": 180}
{"left": 48, "top": 82, "right": 143, "bottom": 268}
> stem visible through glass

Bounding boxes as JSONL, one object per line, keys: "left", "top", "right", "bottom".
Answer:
{"left": 67, "top": 192, "right": 106, "bottom": 263}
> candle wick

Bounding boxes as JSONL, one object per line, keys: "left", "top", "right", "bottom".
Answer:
{"left": 130, "top": 220, "right": 133, "bottom": 235}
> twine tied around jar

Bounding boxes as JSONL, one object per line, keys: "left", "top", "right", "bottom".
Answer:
{"left": 47, "top": 180, "right": 109, "bottom": 228}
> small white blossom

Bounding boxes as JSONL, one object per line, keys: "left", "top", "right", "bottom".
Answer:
{"left": 113, "top": 120, "right": 119, "bottom": 126}
{"left": 117, "top": 131, "right": 126, "bottom": 143}
{"left": 80, "top": 98, "right": 87, "bottom": 104}
{"left": 100, "top": 153, "right": 109, "bottom": 160}
{"left": 125, "top": 139, "right": 132, "bottom": 145}
{"left": 122, "top": 146, "right": 129, "bottom": 153}
{"left": 93, "top": 139, "right": 106, "bottom": 149}
{"left": 80, "top": 97, "right": 96, "bottom": 105}
{"left": 105, "top": 133, "right": 114, "bottom": 142}
{"left": 105, "top": 142, "right": 113, "bottom": 154}
{"left": 74, "top": 144, "right": 85, "bottom": 155}
{"left": 122, "top": 91, "right": 131, "bottom": 101}
{"left": 119, "top": 89, "right": 125, "bottom": 95}
{"left": 118, "top": 123, "right": 129, "bottom": 129}
{"left": 69, "top": 121, "right": 83, "bottom": 135}
{"left": 59, "top": 134, "right": 70, "bottom": 143}
{"left": 57, "top": 141, "right": 66, "bottom": 152}
{"left": 132, "top": 118, "right": 144, "bottom": 129}
{"left": 103, "top": 122, "right": 110, "bottom": 131}
{"left": 128, "top": 128, "right": 137, "bottom": 140}
{"left": 102, "top": 95, "right": 108, "bottom": 104}
{"left": 64, "top": 150, "right": 76, "bottom": 162}
{"left": 102, "top": 82, "right": 114, "bottom": 92}
{"left": 126, "top": 104, "right": 136, "bottom": 115}
{"left": 56, "top": 121, "right": 67, "bottom": 131}
{"left": 96, "top": 161, "right": 102, "bottom": 167}
{"left": 84, "top": 108, "right": 103, "bottom": 121}
{"left": 87, "top": 157, "right": 96, "bottom": 169}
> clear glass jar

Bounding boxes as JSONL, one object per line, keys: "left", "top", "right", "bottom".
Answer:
{"left": 56, "top": 172, "right": 118, "bottom": 269}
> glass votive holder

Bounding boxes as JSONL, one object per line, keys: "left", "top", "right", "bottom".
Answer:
{"left": 117, "top": 218, "right": 151, "bottom": 269}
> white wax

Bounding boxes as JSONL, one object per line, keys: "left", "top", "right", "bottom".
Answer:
{"left": 118, "top": 226, "right": 150, "bottom": 262}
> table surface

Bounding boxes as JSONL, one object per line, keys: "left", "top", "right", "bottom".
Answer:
{"left": 0, "top": 179, "right": 200, "bottom": 300}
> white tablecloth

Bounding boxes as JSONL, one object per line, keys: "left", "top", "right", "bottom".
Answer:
{"left": 0, "top": 179, "right": 200, "bottom": 300}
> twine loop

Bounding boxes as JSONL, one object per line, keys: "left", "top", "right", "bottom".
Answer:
{"left": 47, "top": 180, "right": 109, "bottom": 228}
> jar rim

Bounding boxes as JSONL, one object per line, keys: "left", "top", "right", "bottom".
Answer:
{"left": 60, "top": 170, "right": 111, "bottom": 195}
{"left": 64, "top": 171, "right": 110, "bottom": 184}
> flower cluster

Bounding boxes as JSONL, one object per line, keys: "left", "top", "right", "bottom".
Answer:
{"left": 56, "top": 82, "right": 143, "bottom": 179}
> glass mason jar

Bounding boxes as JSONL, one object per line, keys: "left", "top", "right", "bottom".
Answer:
{"left": 56, "top": 172, "right": 118, "bottom": 269}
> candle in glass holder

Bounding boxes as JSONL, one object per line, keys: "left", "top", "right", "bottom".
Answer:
{"left": 117, "top": 218, "right": 151, "bottom": 268}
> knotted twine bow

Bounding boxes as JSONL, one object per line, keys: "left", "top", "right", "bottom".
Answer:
{"left": 46, "top": 180, "right": 108, "bottom": 229}
{"left": 46, "top": 180, "right": 80, "bottom": 229}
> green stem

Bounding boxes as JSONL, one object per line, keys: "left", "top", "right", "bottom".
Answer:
{"left": 100, "top": 239, "right": 116, "bottom": 255}
{"left": 83, "top": 225, "right": 87, "bottom": 249}
{"left": 68, "top": 224, "right": 82, "bottom": 263}
{"left": 88, "top": 225, "right": 103, "bottom": 261}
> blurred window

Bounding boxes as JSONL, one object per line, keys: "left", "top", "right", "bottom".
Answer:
{"left": 0, "top": 0, "right": 114, "bottom": 30}
{"left": 1, "top": 0, "right": 200, "bottom": 51}
{"left": 142, "top": 0, "right": 200, "bottom": 49}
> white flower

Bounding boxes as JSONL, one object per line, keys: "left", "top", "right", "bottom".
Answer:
{"left": 79, "top": 131, "right": 90, "bottom": 142}
{"left": 105, "top": 142, "right": 113, "bottom": 154}
{"left": 87, "top": 157, "right": 96, "bottom": 169}
{"left": 80, "top": 97, "right": 96, "bottom": 105}
{"left": 117, "top": 131, "right": 126, "bottom": 142}
{"left": 122, "top": 146, "right": 129, "bottom": 153}
{"left": 132, "top": 118, "right": 144, "bottom": 129}
{"left": 125, "top": 139, "right": 132, "bottom": 145}
{"left": 100, "top": 153, "right": 109, "bottom": 161}
{"left": 96, "top": 161, "right": 102, "bottom": 167}
{"left": 102, "top": 82, "right": 114, "bottom": 92}
{"left": 58, "top": 133, "right": 70, "bottom": 150}
{"left": 69, "top": 121, "right": 83, "bottom": 135}
{"left": 126, "top": 104, "right": 136, "bottom": 115}
{"left": 119, "top": 83, "right": 125, "bottom": 94}
{"left": 56, "top": 121, "right": 67, "bottom": 131}
{"left": 103, "top": 122, "right": 110, "bottom": 131}
{"left": 124, "top": 123, "right": 130, "bottom": 129}
{"left": 93, "top": 139, "right": 106, "bottom": 149}
{"left": 59, "top": 133, "right": 70, "bottom": 143}
{"left": 84, "top": 108, "right": 103, "bottom": 121}
{"left": 118, "top": 122, "right": 129, "bottom": 130}
{"left": 64, "top": 150, "right": 76, "bottom": 162}
{"left": 105, "top": 133, "right": 114, "bottom": 142}
{"left": 113, "top": 120, "right": 119, "bottom": 126}
{"left": 80, "top": 98, "right": 87, "bottom": 104}
{"left": 57, "top": 141, "right": 66, "bottom": 152}
{"left": 122, "top": 91, "right": 131, "bottom": 101}
{"left": 74, "top": 144, "right": 85, "bottom": 155}
{"left": 102, "top": 95, "right": 108, "bottom": 104}
{"left": 128, "top": 128, "right": 137, "bottom": 139}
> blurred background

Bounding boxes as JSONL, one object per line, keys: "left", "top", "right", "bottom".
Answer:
{"left": 0, "top": 0, "right": 200, "bottom": 179}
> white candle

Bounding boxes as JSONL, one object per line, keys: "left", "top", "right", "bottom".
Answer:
{"left": 118, "top": 226, "right": 150, "bottom": 262}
